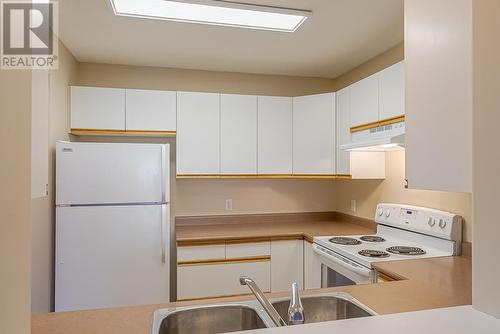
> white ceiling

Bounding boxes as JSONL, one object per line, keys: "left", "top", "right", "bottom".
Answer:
{"left": 58, "top": 0, "right": 404, "bottom": 79}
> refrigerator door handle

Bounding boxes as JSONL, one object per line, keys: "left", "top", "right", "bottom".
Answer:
{"left": 161, "top": 205, "right": 167, "bottom": 264}
{"left": 161, "top": 145, "right": 167, "bottom": 203}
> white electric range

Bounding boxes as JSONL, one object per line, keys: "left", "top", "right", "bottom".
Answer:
{"left": 313, "top": 203, "right": 463, "bottom": 287}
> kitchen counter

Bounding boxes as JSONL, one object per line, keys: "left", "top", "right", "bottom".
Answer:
{"left": 236, "top": 306, "right": 500, "bottom": 334}
{"left": 32, "top": 218, "right": 472, "bottom": 334}
{"left": 176, "top": 213, "right": 377, "bottom": 245}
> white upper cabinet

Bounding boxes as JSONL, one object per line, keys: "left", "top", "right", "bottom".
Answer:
{"left": 257, "top": 96, "right": 293, "bottom": 175}
{"left": 125, "top": 89, "right": 176, "bottom": 131}
{"left": 293, "top": 93, "right": 336, "bottom": 175}
{"left": 220, "top": 94, "right": 258, "bottom": 174}
{"left": 379, "top": 61, "right": 405, "bottom": 120}
{"left": 349, "top": 73, "right": 379, "bottom": 127}
{"left": 336, "top": 87, "right": 351, "bottom": 175}
{"left": 70, "top": 86, "right": 125, "bottom": 130}
{"left": 405, "top": 0, "right": 472, "bottom": 192}
{"left": 176, "top": 92, "right": 220, "bottom": 175}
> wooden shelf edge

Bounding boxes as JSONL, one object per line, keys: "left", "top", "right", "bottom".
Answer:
{"left": 70, "top": 128, "right": 176, "bottom": 137}
{"left": 350, "top": 115, "right": 405, "bottom": 133}
{"left": 178, "top": 256, "right": 271, "bottom": 267}
{"left": 176, "top": 174, "right": 352, "bottom": 180}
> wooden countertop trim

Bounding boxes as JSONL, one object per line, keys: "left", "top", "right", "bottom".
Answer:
{"left": 70, "top": 128, "right": 176, "bottom": 137}
{"left": 178, "top": 256, "right": 271, "bottom": 267}
{"left": 177, "top": 235, "right": 305, "bottom": 247}
{"left": 176, "top": 174, "right": 351, "bottom": 180}
{"left": 350, "top": 115, "right": 405, "bottom": 133}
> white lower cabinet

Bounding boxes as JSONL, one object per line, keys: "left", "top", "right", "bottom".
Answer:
{"left": 177, "top": 261, "right": 271, "bottom": 300}
{"left": 304, "top": 241, "right": 321, "bottom": 290}
{"left": 177, "top": 244, "right": 225, "bottom": 262}
{"left": 226, "top": 242, "right": 270, "bottom": 259}
{"left": 177, "top": 239, "right": 305, "bottom": 300}
{"left": 270, "top": 240, "right": 304, "bottom": 292}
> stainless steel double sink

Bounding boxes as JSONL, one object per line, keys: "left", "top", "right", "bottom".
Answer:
{"left": 152, "top": 292, "right": 376, "bottom": 334}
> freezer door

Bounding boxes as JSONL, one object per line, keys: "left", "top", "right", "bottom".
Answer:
{"left": 56, "top": 142, "right": 170, "bottom": 205}
{"left": 55, "top": 204, "right": 170, "bottom": 311}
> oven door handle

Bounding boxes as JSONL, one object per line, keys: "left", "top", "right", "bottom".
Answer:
{"left": 313, "top": 244, "right": 373, "bottom": 278}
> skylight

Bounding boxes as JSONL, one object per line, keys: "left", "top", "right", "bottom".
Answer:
{"left": 109, "top": 0, "right": 311, "bottom": 32}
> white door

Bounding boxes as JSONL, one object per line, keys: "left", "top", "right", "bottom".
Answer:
{"left": 176, "top": 92, "right": 220, "bottom": 175}
{"left": 220, "top": 94, "right": 258, "bottom": 174}
{"left": 56, "top": 142, "right": 168, "bottom": 205}
{"left": 293, "top": 93, "right": 335, "bottom": 175}
{"left": 125, "top": 89, "right": 177, "bottom": 131}
{"left": 70, "top": 86, "right": 125, "bottom": 130}
{"left": 379, "top": 61, "right": 405, "bottom": 120}
{"left": 336, "top": 87, "right": 351, "bottom": 175}
{"left": 349, "top": 74, "right": 379, "bottom": 127}
{"left": 258, "top": 96, "right": 293, "bottom": 174}
{"left": 55, "top": 204, "right": 170, "bottom": 311}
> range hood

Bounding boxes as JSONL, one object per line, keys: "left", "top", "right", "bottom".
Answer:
{"left": 341, "top": 121, "right": 405, "bottom": 152}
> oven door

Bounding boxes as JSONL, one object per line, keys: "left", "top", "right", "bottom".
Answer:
{"left": 313, "top": 244, "right": 377, "bottom": 288}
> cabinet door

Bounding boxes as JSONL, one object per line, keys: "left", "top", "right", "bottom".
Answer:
{"left": 257, "top": 96, "right": 293, "bottom": 174}
{"left": 178, "top": 261, "right": 270, "bottom": 300}
{"left": 70, "top": 86, "right": 125, "bottom": 130}
{"left": 220, "top": 94, "right": 257, "bottom": 174}
{"left": 303, "top": 242, "right": 321, "bottom": 290}
{"left": 125, "top": 89, "right": 176, "bottom": 131}
{"left": 176, "top": 92, "right": 220, "bottom": 175}
{"left": 270, "top": 240, "right": 303, "bottom": 292}
{"left": 349, "top": 74, "right": 379, "bottom": 127}
{"left": 293, "top": 93, "right": 335, "bottom": 175}
{"left": 379, "top": 61, "right": 405, "bottom": 120}
{"left": 336, "top": 87, "right": 351, "bottom": 175}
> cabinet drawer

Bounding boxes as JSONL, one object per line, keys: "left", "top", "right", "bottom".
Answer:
{"left": 177, "top": 244, "right": 225, "bottom": 262}
{"left": 177, "top": 260, "right": 270, "bottom": 300}
{"left": 225, "top": 242, "right": 271, "bottom": 259}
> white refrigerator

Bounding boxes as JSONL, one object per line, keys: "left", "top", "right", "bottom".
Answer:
{"left": 55, "top": 141, "right": 171, "bottom": 312}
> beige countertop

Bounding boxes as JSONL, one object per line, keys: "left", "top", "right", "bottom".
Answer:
{"left": 176, "top": 215, "right": 377, "bottom": 245}
{"left": 32, "top": 219, "right": 472, "bottom": 334}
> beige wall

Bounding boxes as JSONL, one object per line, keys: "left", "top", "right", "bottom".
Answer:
{"left": 0, "top": 71, "right": 32, "bottom": 332}
{"left": 31, "top": 40, "right": 78, "bottom": 313}
{"left": 332, "top": 43, "right": 404, "bottom": 91}
{"left": 472, "top": 0, "right": 500, "bottom": 318}
{"left": 335, "top": 151, "right": 473, "bottom": 241}
{"left": 76, "top": 62, "right": 336, "bottom": 97}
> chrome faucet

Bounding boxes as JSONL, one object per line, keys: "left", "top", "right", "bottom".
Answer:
{"left": 287, "top": 282, "right": 304, "bottom": 325}
{"left": 239, "top": 276, "right": 287, "bottom": 327}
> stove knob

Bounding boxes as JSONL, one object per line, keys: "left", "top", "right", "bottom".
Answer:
{"left": 428, "top": 217, "right": 436, "bottom": 227}
{"left": 385, "top": 210, "right": 391, "bottom": 218}
{"left": 439, "top": 219, "right": 446, "bottom": 229}
{"left": 377, "top": 208, "right": 384, "bottom": 216}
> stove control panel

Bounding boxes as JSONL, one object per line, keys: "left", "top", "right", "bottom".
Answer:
{"left": 375, "top": 203, "right": 462, "bottom": 243}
